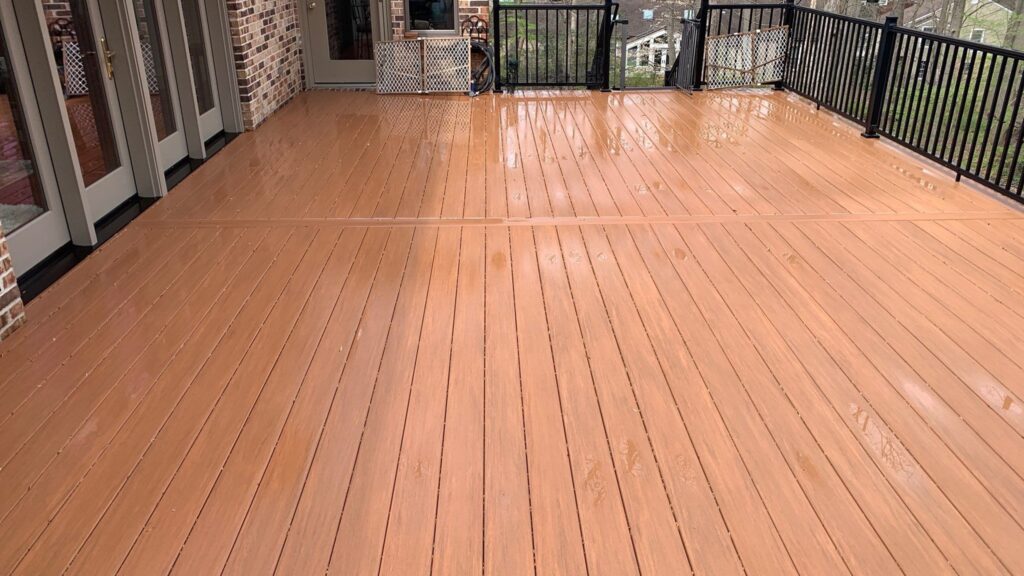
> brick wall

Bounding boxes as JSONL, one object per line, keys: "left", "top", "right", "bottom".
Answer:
{"left": 0, "top": 226, "right": 26, "bottom": 342}
{"left": 225, "top": 0, "right": 306, "bottom": 129}
{"left": 42, "top": 1, "right": 71, "bottom": 21}
{"left": 389, "top": 0, "right": 488, "bottom": 39}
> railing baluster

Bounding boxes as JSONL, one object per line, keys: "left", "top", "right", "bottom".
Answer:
{"left": 955, "top": 49, "right": 988, "bottom": 172}
{"left": 966, "top": 53, "right": 1001, "bottom": 174}
{"left": 896, "top": 35, "right": 923, "bottom": 142}
{"left": 545, "top": 9, "right": 550, "bottom": 83}
{"left": 994, "top": 69, "right": 1024, "bottom": 189}
{"left": 856, "top": 25, "right": 879, "bottom": 121}
{"left": 892, "top": 34, "right": 916, "bottom": 141}
{"left": 1004, "top": 93, "right": 1024, "bottom": 195}
{"left": 923, "top": 40, "right": 952, "bottom": 155}
{"left": 939, "top": 46, "right": 968, "bottom": 161}
{"left": 912, "top": 38, "right": 939, "bottom": 151}
{"left": 985, "top": 58, "right": 1018, "bottom": 182}
{"left": 493, "top": 0, "right": 502, "bottom": 91}
{"left": 836, "top": 19, "right": 855, "bottom": 112}
{"left": 901, "top": 37, "right": 924, "bottom": 142}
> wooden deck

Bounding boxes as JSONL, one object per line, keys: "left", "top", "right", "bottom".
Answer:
{"left": 2, "top": 89, "right": 1024, "bottom": 575}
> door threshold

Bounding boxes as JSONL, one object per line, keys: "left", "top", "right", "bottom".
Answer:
{"left": 312, "top": 83, "right": 376, "bottom": 90}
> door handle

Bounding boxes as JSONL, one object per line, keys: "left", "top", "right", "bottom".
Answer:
{"left": 100, "top": 37, "right": 115, "bottom": 79}
{"left": 308, "top": 1, "right": 317, "bottom": 8}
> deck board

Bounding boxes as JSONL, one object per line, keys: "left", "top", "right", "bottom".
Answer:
{"left": 2, "top": 89, "right": 1023, "bottom": 575}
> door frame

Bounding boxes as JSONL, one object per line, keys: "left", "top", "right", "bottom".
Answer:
{"left": 0, "top": 0, "right": 73, "bottom": 271}
{"left": 162, "top": 0, "right": 243, "bottom": 157}
{"left": 3, "top": 0, "right": 244, "bottom": 275}
{"left": 298, "top": 0, "right": 392, "bottom": 88}
{"left": 134, "top": 0, "right": 190, "bottom": 172}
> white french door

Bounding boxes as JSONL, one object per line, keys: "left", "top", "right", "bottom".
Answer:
{"left": 133, "top": 0, "right": 188, "bottom": 171}
{"left": 179, "top": 0, "right": 222, "bottom": 140}
{"left": 0, "top": 1, "right": 71, "bottom": 272}
{"left": 54, "top": 0, "right": 139, "bottom": 219}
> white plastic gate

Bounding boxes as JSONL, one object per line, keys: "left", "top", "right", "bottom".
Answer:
{"left": 703, "top": 25, "right": 788, "bottom": 90}
{"left": 375, "top": 37, "right": 471, "bottom": 94}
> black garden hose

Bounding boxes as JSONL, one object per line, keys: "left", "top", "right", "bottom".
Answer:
{"left": 469, "top": 40, "right": 495, "bottom": 95}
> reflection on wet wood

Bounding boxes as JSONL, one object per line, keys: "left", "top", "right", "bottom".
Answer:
{"left": 0, "top": 89, "right": 1023, "bottom": 575}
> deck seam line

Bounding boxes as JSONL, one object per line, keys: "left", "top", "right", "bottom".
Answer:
{"left": 135, "top": 212, "right": 1024, "bottom": 230}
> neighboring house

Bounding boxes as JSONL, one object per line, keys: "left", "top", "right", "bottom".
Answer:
{"left": 625, "top": 27, "right": 679, "bottom": 75}
{"left": 903, "top": 0, "right": 1013, "bottom": 45}
{"left": 616, "top": 2, "right": 693, "bottom": 79}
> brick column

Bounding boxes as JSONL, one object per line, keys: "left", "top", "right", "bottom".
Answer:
{"left": 0, "top": 226, "right": 26, "bottom": 342}
{"left": 225, "top": 0, "right": 306, "bottom": 129}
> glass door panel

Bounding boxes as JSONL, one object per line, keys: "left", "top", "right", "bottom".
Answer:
{"left": 180, "top": 0, "right": 213, "bottom": 114}
{"left": 177, "top": 0, "right": 223, "bottom": 141}
{"left": 0, "top": 18, "right": 46, "bottom": 233}
{"left": 134, "top": 0, "right": 176, "bottom": 140}
{"left": 132, "top": 0, "right": 187, "bottom": 171}
{"left": 308, "top": 0, "right": 380, "bottom": 84}
{"left": 44, "top": 0, "right": 137, "bottom": 219}
{"left": 327, "top": 0, "right": 373, "bottom": 60}
{"left": 2, "top": 2, "right": 72, "bottom": 273}
{"left": 60, "top": 0, "right": 121, "bottom": 187}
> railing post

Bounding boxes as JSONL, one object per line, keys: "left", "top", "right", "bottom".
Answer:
{"left": 691, "top": 0, "right": 709, "bottom": 91}
{"left": 861, "top": 16, "right": 898, "bottom": 138}
{"left": 492, "top": 0, "right": 503, "bottom": 93}
{"left": 774, "top": 0, "right": 795, "bottom": 90}
{"left": 618, "top": 18, "right": 629, "bottom": 90}
{"left": 782, "top": 0, "right": 795, "bottom": 27}
{"left": 601, "top": 0, "right": 614, "bottom": 91}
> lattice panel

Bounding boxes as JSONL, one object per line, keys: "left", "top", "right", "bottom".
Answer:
{"left": 753, "top": 26, "right": 788, "bottom": 85}
{"left": 141, "top": 42, "right": 160, "bottom": 94}
{"left": 423, "top": 37, "right": 470, "bottom": 93}
{"left": 62, "top": 41, "right": 160, "bottom": 96}
{"left": 376, "top": 38, "right": 470, "bottom": 94}
{"left": 705, "top": 25, "right": 788, "bottom": 90}
{"left": 63, "top": 41, "right": 88, "bottom": 96}
{"left": 376, "top": 40, "right": 424, "bottom": 94}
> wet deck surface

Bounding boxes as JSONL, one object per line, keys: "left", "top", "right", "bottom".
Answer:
{"left": 2, "top": 89, "right": 1024, "bottom": 574}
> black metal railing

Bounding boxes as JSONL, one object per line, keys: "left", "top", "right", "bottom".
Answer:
{"left": 675, "top": 0, "right": 1024, "bottom": 202}
{"left": 491, "top": 0, "right": 618, "bottom": 90}
{"left": 786, "top": 7, "right": 883, "bottom": 122}
{"left": 876, "top": 28, "right": 1024, "bottom": 196}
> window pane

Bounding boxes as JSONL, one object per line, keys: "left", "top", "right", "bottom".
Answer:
{"left": 180, "top": 0, "right": 213, "bottom": 114}
{"left": 408, "top": 0, "right": 455, "bottom": 31}
{"left": 48, "top": 0, "right": 121, "bottom": 187}
{"left": 0, "top": 18, "right": 46, "bottom": 232}
{"left": 326, "top": 0, "right": 374, "bottom": 60}
{"left": 133, "top": 0, "right": 177, "bottom": 140}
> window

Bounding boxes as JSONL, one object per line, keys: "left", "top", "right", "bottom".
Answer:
{"left": 970, "top": 28, "right": 985, "bottom": 42}
{"left": 921, "top": 26, "right": 936, "bottom": 33}
{"left": 407, "top": 0, "right": 457, "bottom": 32}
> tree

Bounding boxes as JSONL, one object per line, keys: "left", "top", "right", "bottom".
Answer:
{"left": 994, "top": 0, "right": 1024, "bottom": 49}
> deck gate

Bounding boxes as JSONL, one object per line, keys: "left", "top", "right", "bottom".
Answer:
{"left": 491, "top": 0, "right": 619, "bottom": 91}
